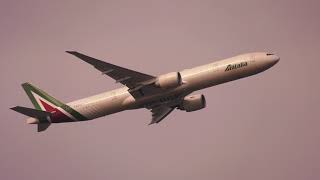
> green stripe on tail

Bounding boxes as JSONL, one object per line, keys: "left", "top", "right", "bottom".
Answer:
{"left": 22, "top": 82, "right": 88, "bottom": 121}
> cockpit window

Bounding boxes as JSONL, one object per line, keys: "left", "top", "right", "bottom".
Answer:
{"left": 266, "top": 53, "right": 274, "bottom": 56}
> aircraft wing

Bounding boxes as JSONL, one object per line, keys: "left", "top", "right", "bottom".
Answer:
{"left": 149, "top": 106, "right": 175, "bottom": 125}
{"left": 66, "top": 51, "right": 155, "bottom": 89}
{"left": 146, "top": 91, "right": 191, "bottom": 124}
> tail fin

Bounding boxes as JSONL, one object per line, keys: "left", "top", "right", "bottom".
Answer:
{"left": 20, "top": 82, "right": 87, "bottom": 121}
{"left": 11, "top": 82, "right": 88, "bottom": 132}
{"left": 22, "top": 82, "right": 66, "bottom": 111}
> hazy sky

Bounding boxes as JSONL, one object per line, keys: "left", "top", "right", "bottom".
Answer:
{"left": 1, "top": 0, "right": 319, "bottom": 180}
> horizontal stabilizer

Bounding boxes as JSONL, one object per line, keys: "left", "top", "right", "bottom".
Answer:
{"left": 11, "top": 106, "right": 52, "bottom": 132}
{"left": 38, "top": 123, "right": 51, "bottom": 132}
{"left": 11, "top": 106, "right": 51, "bottom": 118}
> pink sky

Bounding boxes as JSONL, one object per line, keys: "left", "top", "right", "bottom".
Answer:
{"left": 1, "top": 0, "right": 319, "bottom": 179}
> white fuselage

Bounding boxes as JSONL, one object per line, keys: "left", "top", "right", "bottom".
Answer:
{"left": 67, "top": 52, "right": 279, "bottom": 120}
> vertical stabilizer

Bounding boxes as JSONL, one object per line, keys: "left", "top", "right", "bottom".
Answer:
{"left": 11, "top": 82, "right": 88, "bottom": 132}
{"left": 21, "top": 82, "right": 87, "bottom": 121}
{"left": 21, "top": 82, "right": 65, "bottom": 111}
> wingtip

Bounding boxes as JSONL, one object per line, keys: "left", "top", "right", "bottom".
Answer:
{"left": 10, "top": 106, "right": 18, "bottom": 111}
{"left": 66, "top": 51, "right": 77, "bottom": 55}
{"left": 21, "top": 82, "right": 31, "bottom": 87}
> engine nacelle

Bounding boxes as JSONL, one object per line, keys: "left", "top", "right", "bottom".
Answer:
{"left": 181, "top": 94, "right": 206, "bottom": 112}
{"left": 155, "top": 72, "right": 182, "bottom": 89}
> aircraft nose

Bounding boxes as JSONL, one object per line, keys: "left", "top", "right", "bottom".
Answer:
{"left": 272, "top": 55, "right": 280, "bottom": 64}
{"left": 256, "top": 53, "right": 280, "bottom": 71}
{"left": 266, "top": 54, "right": 280, "bottom": 66}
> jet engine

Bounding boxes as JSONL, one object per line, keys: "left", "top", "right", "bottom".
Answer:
{"left": 155, "top": 72, "right": 182, "bottom": 89}
{"left": 180, "top": 94, "right": 206, "bottom": 112}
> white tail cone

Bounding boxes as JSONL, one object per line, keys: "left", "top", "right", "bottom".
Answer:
{"left": 26, "top": 118, "right": 39, "bottom": 124}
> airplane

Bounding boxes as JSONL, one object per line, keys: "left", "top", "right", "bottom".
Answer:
{"left": 11, "top": 51, "right": 279, "bottom": 132}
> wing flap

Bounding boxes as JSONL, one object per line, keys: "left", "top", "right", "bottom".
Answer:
{"left": 149, "top": 106, "right": 175, "bottom": 125}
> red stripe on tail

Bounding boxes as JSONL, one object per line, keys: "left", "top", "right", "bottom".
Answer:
{"left": 39, "top": 100, "right": 74, "bottom": 123}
